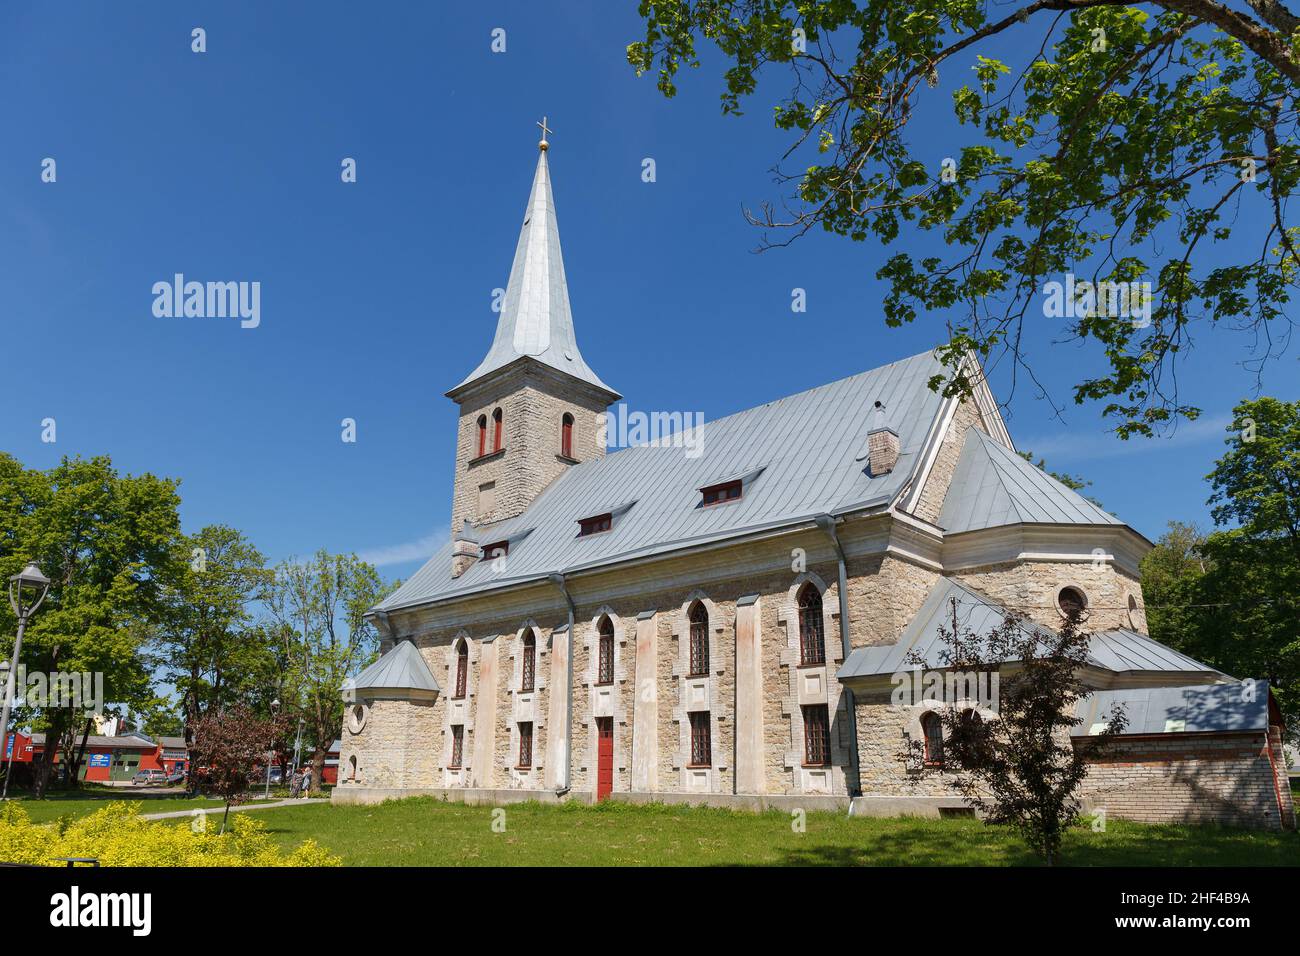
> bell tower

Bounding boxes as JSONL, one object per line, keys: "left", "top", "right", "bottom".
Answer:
{"left": 446, "top": 120, "right": 619, "bottom": 538}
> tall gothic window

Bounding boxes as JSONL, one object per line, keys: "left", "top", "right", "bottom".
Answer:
{"left": 803, "top": 704, "right": 830, "bottom": 766}
{"left": 921, "top": 711, "right": 944, "bottom": 767}
{"left": 597, "top": 616, "right": 614, "bottom": 685}
{"left": 492, "top": 407, "right": 503, "bottom": 452}
{"left": 449, "top": 725, "right": 464, "bottom": 769}
{"left": 561, "top": 413, "right": 574, "bottom": 459}
{"left": 476, "top": 415, "right": 487, "bottom": 458}
{"left": 454, "top": 640, "right": 468, "bottom": 699}
{"left": 798, "top": 583, "right": 826, "bottom": 666}
{"left": 687, "top": 601, "right": 709, "bottom": 677}
{"left": 521, "top": 630, "right": 536, "bottom": 693}
{"left": 689, "top": 712, "right": 712, "bottom": 767}
{"left": 517, "top": 722, "right": 533, "bottom": 769}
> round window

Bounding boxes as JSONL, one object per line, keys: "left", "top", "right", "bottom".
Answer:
{"left": 1057, "top": 586, "right": 1088, "bottom": 618}
{"left": 347, "top": 703, "right": 368, "bottom": 734}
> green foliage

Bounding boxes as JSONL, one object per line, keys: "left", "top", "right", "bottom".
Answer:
{"left": 0, "top": 801, "right": 339, "bottom": 867}
{"left": 630, "top": 1, "right": 1300, "bottom": 436}
{"left": 908, "top": 607, "right": 1126, "bottom": 864}
{"left": 148, "top": 524, "right": 277, "bottom": 734}
{"left": 266, "top": 551, "right": 393, "bottom": 793}
{"left": 0, "top": 453, "right": 181, "bottom": 793}
{"left": 1141, "top": 398, "right": 1300, "bottom": 735}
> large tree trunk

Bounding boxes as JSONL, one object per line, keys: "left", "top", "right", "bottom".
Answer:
{"left": 309, "top": 748, "right": 326, "bottom": 795}
{"left": 68, "top": 716, "right": 92, "bottom": 788}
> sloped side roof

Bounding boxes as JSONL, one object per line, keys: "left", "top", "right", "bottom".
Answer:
{"left": 350, "top": 640, "right": 440, "bottom": 695}
{"left": 1073, "top": 681, "right": 1270, "bottom": 736}
{"left": 450, "top": 148, "right": 616, "bottom": 398}
{"left": 381, "top": 350, "right": 950, "bottom": 612}
{"left": 939, "top": 428, "right": 1122, "bottom": 534}
{"left": 839, "top": 577, "right": 1218, "bottom": 680}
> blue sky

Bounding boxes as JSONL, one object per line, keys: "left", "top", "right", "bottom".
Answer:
{"left": 2, "top": 1, "right": 1294, "bottom": 585}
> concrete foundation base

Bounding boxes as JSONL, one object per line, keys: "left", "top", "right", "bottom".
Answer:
{"left": 330, "top": 786, "right": 583, "bottom": 807}
{"left": 849, "top": 795, "right": 978, "bottom": 818}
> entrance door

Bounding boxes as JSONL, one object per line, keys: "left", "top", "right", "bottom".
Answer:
{"left": 596, "top": 717, "right": 613, "bottom": 801}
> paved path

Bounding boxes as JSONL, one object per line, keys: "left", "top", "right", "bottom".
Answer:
{"left": 141, "top": 798, "right": 326, "bottom": 820}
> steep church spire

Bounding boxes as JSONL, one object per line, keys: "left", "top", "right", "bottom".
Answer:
{"left": 447, "top": 124, "right": 618, "bottom": 401}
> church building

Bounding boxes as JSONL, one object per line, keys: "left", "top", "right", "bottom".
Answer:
{"left": 334, "top": 130, "right": 1295, "bottom": 831}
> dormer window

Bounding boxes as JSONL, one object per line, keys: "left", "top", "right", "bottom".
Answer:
{"left": 578, "top": 513, "right": 612, "bottom": 536}
{"left": 700, "top": 479, "right": 742, "bottom": 507}
{"left": 483, "top": 540, "right": 508, "bottom": 558}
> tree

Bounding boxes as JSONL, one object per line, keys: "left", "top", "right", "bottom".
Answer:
{"left": 630, "top": 1, "right": 1300, "bottom": 436}
{"left": 1142, "top": 399, "right": 1300, "bottom": 733}
{"left": 191, "top": 704, "right": 284, "bottom": 833}
{"left": 148, "top": 525, "right": 275, "bottom": 759}
{"left": 907, "top": 604, "right": 1126, "bottom": 864}
{"left": 0, "top": 454, "right": 180, "bottom": 796}
{"left": 266, "top": 552, "right": 390, "bottom": 795}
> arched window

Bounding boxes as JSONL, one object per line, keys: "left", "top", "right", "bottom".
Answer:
{"left": 492, "top": 408, "right": 503, "bottom": 452}
{"left": 561, "top": 413, "right": 574, "bottom": 459}
{"left": 798, "top": 583, "right": 825, "bottom": 666}
{"left": 597, "top": 616, "right": 614, "bottom": 685}
{"left": 687, "top": 602, "right": 709, "bottom": 677}
{"left": 454, "top": 640, "right": 468, "bottom": 699}
{"left": 348, "top": 754, "right": 357, "bottom": 782}
{"left": 476, "top": 415, "right": 487, "bottom": 458}
{"left": 521, "top": 630, "right": 536, "bottom": 693}
{"left": 921, "top": 711, "right": 944, "bottom": 767}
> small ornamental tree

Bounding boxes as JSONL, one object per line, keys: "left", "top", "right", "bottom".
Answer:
{"left": 191, "top": 704, "right": 284, "bottom": 833}
{"left": 905, "top": 602, "right": 1127, "bottom": 865}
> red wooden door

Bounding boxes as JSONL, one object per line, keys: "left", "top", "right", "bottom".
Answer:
{"left": 596, "top": 717, "right": 614, "bottom": 801}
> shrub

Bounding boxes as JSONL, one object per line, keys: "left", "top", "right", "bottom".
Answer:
{"left": 0, "top": 801, "right": 340, "bottom": 867}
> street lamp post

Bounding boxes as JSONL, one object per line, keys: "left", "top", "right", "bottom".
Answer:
{"left": 264, "top": 699, "right": 279, "bottom": 800}
{"left": 291, "top": 718, "right": 304, "bottom": 775}
{"left": 3, "top": 564, "right": 50, "bottom": 801}
{"left": 0, "top": 661, "right": 13, "bottom": 799}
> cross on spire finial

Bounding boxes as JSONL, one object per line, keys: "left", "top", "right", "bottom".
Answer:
{"left": 537, "top": 115, "right": 552, "bottom": 151}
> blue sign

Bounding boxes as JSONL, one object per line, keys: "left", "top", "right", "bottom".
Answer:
{"left": 88, "top": 753, "right": 111, "bottom": 768}
{"left": 4, "top": 735, "right": 12, "bottom": 760}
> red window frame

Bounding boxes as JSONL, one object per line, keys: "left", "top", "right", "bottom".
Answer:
{"left": 578, "top": 513, "right": 612, "bottom": 536}
{"left": 700, "top": 479, "right": 742, "bottom": 507}
{"left": 921, "top": 711, "right": 944, "bottom": 767}
{"left": 688, "top": 602, "right": 709, "bottom": 677}
{"left": 483, "top": 540, "right": 508, "bottom": 559}
{"left": 521, "top": 632, "right": 535, "bottom": 693}
{"left": 802, "top": 704, "right": 830, "bottom": 767}
{"left": 517, "top": 722, "right": 533, "bottom": 769}
{"left": 688, "top": 712, "right": 712, "bottom": 767}
{"left": 597, "top": 619, "right": 614, "bottom": 685}
{"left": 453, "top": 643, "right": 468, "bottom": 699}
{"left": 798, "top": 584, "right": 826, "bottom": 666}
{"left": 492, "top": 408, "right": 503, "bottom": 452}
{"left": 449, "top": 725, "right": 464, "bottom": 769}
{"left": 476, "top": 415, "right": 487, "bottom": 458}
{"left": 561, "top": 413, "right": 574, "bottom": 459}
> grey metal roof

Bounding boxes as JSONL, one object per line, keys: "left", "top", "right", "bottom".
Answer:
{"left": 348, "top": 639, "right": 440, "bottom": 696}
{"left": 449, "top": 147, "right": 618, "bottom": 399}
{"left": 838, "top": 577, "right": 1218, "bottom": 680}
{"left": 1073, "top": 681, "right": 1270, "bottom": 736}
{"left": 380, "top": 349, "right": 952, "bottom": 612}
{"left": 939, "top": 428, "right": 1122, "bottom": 534}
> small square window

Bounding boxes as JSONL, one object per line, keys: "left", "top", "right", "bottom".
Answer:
{"left": 700, "top": 480, "right": 742, "bottom": 507}
{"left": 578, "top": 513, "right": 612, "bottom": 536}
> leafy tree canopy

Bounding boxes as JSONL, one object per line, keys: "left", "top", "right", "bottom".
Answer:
{"left": 631, "top": 0, "right": 1300, "bottom": 436}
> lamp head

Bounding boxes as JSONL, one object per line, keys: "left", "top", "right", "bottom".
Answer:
{"left": 8, "top": 563, "right": 50, "bottom": 619}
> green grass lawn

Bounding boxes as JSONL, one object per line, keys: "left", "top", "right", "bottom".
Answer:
{"left": 244, "top": 797, "right": 1300, "bottom": 866}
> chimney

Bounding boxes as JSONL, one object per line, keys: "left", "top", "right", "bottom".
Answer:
{"left": 867, "top": 401, "right": 900, "bottom": 476}
{"left": 451, "top": 520, "right": 481, "bottom": 578}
